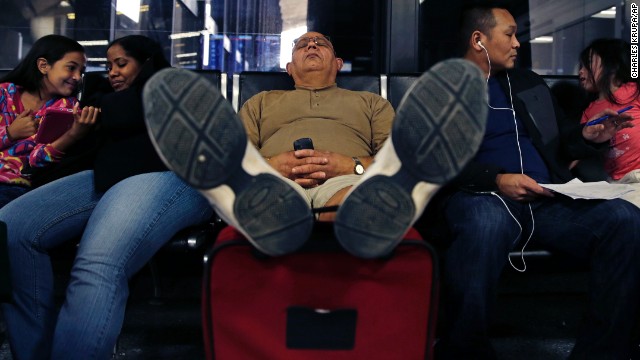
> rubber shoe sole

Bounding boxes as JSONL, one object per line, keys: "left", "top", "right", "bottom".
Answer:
{"left": 334, "top": 59, "right": 488, "bottom": 258}
{"left": 143, "top": 68, "right": 313, "bottom": 256}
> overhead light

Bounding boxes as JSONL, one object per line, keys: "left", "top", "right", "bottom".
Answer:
{"left": 280, "top": 26, "right": 307, "bottom": 69}
{"left": 87, "top": 58, "right": 108, "bottom": 62}
{"left": 169, "top": 31, "right": 204, "bottom": 39}
{"left": 176, "top": 52, "right": 198, "bottom": 58}
{"left": 592, "top": 6, "right": 616, "bottom": 19}
{"left": 530, "top": 36, "right": 553, "bottom": 44}
{"left": 116, "top": 0, "right": 141, "bottom": 23}
{"left": 67, "top": 13, "right": 75, "bottom": 20}
{"left": 78, "top": 40, "right": 109, "bottom": 46}
{"left": 60, "top": 1, "right": 71, "bottom": 7}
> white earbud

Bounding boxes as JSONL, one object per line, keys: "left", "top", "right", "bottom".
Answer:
{"left": 477, "top": 40, "right": 486, "bottom": 50}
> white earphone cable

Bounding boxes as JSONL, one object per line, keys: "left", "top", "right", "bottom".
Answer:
{"left": 480, "top": 43, "right": 535, "bottom": 272}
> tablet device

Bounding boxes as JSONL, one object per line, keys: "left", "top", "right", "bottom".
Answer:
{"left": 35, "top": 107, "right": 75, "bottom": 144}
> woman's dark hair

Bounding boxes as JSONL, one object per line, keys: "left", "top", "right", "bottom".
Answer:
{"left": 107, "top": 35, "right": 170, "bottom": 90}
{"left": 0, "top": 34, "right": 85, "bottom": 92}
{"left": 579, "top": 38, "right": 640, "bottom": 104}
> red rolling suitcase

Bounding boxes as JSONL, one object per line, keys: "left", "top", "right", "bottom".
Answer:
{"left": 202, "top": 222, "right": 439, "bottom": 360}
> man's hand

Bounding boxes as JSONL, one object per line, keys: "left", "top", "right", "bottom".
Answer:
{"left": 267, "top": 149, "right": 356, "bottom": 188}
{"left": 291, "top": 149, "right": 355, "bottom": 187}
{"left": 267, "top": 150, "right": 328, "bottom": 187}
{"left": 496, "top": 173, "right": 554, "bottom": 201}
{"left": 7, "top": 109, "right": 37, "bottom": 141}
{"left": 582, "top": 108, "right": 633, "bottom": 143}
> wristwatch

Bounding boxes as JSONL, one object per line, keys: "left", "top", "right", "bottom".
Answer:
{"left": 352, "top": 157, "right": 365, "bottom": 175}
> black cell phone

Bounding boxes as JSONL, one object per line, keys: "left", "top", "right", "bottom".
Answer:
{"left": 293, "top": 137, "right": 314, "bottom": 150}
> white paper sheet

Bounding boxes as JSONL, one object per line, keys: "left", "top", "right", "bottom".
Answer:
{"left": 540, "top": 178, "right": 635, "bottom": 200}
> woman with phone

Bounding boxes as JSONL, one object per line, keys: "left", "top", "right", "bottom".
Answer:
{"left": 578, "top": 38, "right": 640, "bottom": 206}
{"left": 0, "top": 35, "right": 212, "bottom": 359}
{"left": 0, "top": 34, "right": 99, "bottom": 207}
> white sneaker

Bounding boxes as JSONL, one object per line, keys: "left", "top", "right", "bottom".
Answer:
{"left": 334, "top": 59, "right": 488, "bottom": 258}
{"left": 142, "top": 68, "right": 313, "bottom": 256}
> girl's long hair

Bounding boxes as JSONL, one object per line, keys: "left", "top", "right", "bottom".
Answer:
{"left": 0, "top": 34, "right": 85, "bottom": 93}
{"left": 579, "top": 38, "right": 640, "bottom": 104}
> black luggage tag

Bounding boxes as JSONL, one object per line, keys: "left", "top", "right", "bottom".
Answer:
{"left": 286, "top": 306, "right": 357, "bottom": 350}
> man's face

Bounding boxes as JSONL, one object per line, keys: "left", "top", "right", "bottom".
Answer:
{"left": 484, "top": 9, "right": 520, "bottom": 71}
{"left": 286, "top": 32, "right": 342, "bottom": 79}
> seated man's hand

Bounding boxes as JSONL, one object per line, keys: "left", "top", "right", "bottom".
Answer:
{"left": 496, "top": 173, "right": 554, "bottom": 202}
{"left": 266, "top": 150, "right": 329, "bottom": 187}
{"left": 291, "top": 149, "right": 354, "bottom": 188}
{"left": 266, "top": 149, "right": 367, "bottom": 188}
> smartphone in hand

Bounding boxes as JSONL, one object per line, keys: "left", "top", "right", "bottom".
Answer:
{"left": 35, "top": 107, "right": 75, "bottom": 144}
{"left": 293, "top": 137, "right": 314, "bottom": 150}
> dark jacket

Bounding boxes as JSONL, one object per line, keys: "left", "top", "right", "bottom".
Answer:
{"left": 0, "top": 221, "right": 10, "bottom": 302}
{"left": 451, "top": 68, "right": 607, "bottom": 192}
{"left": 417, "top": 68, "right": 608, "bottom": 244}
{"left": 93, "top": 56, "right": 169, "bottom": 192}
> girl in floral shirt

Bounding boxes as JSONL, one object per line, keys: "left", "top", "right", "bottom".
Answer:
{"left": 0, "top": 34, "right": 99, "bottom": 207}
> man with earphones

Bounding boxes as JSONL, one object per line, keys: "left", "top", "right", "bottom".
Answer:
{"left": 431, "top": 3, "right": 640, "bottom": 359}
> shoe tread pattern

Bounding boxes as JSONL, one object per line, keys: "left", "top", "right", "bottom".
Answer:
{"left": 393, "top": 58, "right": 487, "bottom": 183}
{"left": 335, "top": 59, "right": 487, "bottom": 258}
{"left": 234, "top": 173, "right": 314, "bottom": 255}
{"left": 336, "top": 176, "right": 416, "bottom": 258}
{"left": 143, "top": 68, "right": 246, "bottom": 189}
{"left": 144, "top": 69, "right": 313, "bottom": 256}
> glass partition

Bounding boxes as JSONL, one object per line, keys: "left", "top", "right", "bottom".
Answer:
{"left": 524, "top": 0, "right": 624, "bottom": 75}
{"left": 0, "top": 0, "right": 633, "bottom": 77}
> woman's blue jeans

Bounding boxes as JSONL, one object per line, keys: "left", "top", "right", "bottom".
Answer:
{"left": 0, "top": 170, "right": 213, "bottom": 360}
{"left": 436, "top": 191, "right": 640, "bottom": 360}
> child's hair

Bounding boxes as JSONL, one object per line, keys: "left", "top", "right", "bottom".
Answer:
{"left": 106, "top": 35, "right": 170, "bottom": 90}
{"left": 0, "top": 34, "right": 85, "bottom": 93}
{"left": 579, "top": 38, "right": 640, "bottom": 104}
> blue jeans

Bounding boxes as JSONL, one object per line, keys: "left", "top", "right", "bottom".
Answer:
{"left": 435, "top": 191, "right": 640, "bottom": 360}
{"left": 0, "top": 170, "right": 213, "bottom": 360}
